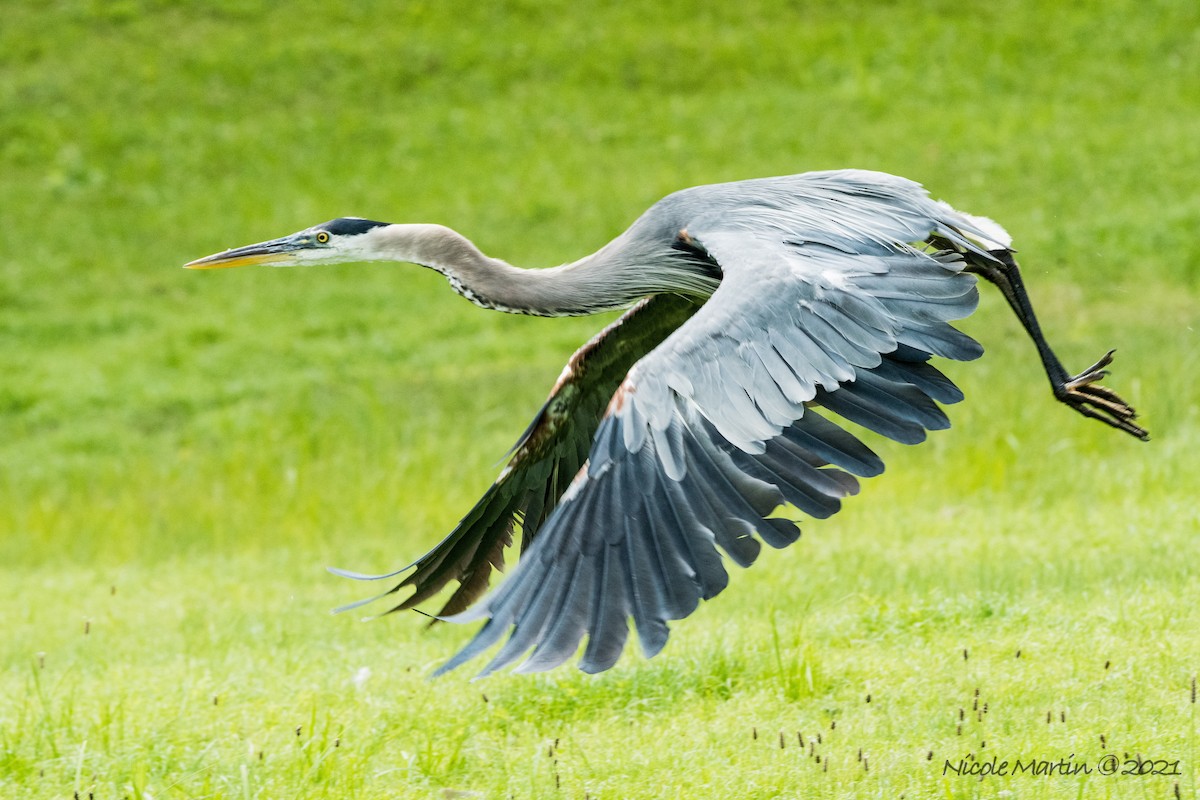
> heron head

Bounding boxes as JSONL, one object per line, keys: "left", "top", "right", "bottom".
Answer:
{"left": 184, "top": 217, "right": 391, "bottom": 269}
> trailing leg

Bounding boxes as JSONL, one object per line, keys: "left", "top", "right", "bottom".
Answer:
{"left": 966, "top": 251, "right": 1148, "bottom": 441}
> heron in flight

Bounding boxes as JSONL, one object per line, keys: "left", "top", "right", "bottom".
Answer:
{"left": 186, "top": 170, "right": 1146, "bottom": 677}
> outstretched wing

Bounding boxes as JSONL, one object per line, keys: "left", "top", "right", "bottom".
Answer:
{"left": 331, "top": 293, "right": 703, "bottom": 619}
{"left": 435, "top": 175, "right": 1006, "bottom": 676}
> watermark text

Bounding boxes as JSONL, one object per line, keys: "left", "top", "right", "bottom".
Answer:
{"left": 943, "top": 754, "right": 1181, "bottom": 778}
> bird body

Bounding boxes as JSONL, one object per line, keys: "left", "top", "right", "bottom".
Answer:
{"left": 186, "top": 170, "right": 1146, "bottom": 676}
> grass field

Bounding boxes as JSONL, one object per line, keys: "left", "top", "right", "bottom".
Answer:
{"left": 2, "top": 1, "right": 1199, "bottom": 798}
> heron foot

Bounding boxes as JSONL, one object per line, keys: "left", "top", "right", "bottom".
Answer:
{"left": 1053, "top": 349, "right": 1148, "bottom": 440}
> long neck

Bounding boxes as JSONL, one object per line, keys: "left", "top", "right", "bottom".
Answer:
{"left": 362, "top": 223, "right": 717, "bottom": 317}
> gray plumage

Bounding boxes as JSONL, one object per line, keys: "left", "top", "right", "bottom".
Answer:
{"left": 185, "top": 169, "right": 1147, "bottom": 677}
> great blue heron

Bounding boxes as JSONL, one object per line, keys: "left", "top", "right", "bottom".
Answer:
{"left": 186, "top": 169, "right": 1146, "bottom": 677}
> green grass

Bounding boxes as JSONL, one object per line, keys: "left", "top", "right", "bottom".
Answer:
{"left": 2, "top": 0, "right": 1199, "bottom": 797}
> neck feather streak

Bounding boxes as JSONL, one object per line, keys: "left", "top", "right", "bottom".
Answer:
{"left": 366, "top": 223, "right": 718, "bottom": 317}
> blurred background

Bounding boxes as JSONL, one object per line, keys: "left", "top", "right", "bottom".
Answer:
{"left": 1, "top": 1, "right": 1197, "bottom": 796}
{"left": 3, "top": 0, "right": 1195, "bottom": 568}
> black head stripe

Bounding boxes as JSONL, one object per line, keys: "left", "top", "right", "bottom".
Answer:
{"left": 318, "top": 217, "right": 390, "bottom": 236}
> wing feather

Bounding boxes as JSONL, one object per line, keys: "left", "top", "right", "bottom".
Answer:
{"left": 579, "top": 544, "right": 632, "bottom": 673}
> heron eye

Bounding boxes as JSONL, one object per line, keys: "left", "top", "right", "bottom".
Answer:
{"left": 315, "top": 231, "right": 330, "bottom": 244}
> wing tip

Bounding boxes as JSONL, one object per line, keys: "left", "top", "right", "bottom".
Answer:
{"left": 327, "top": 564, "right": 412, "bottom": 581}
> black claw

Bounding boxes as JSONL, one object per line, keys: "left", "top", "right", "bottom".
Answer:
{"left": 1053, "top": 350, "right": 1147, "bottom": 441}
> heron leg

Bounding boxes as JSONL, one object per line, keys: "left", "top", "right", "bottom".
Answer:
{"left": 966, "top": 253, "right": 1148, "bottom": 441}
